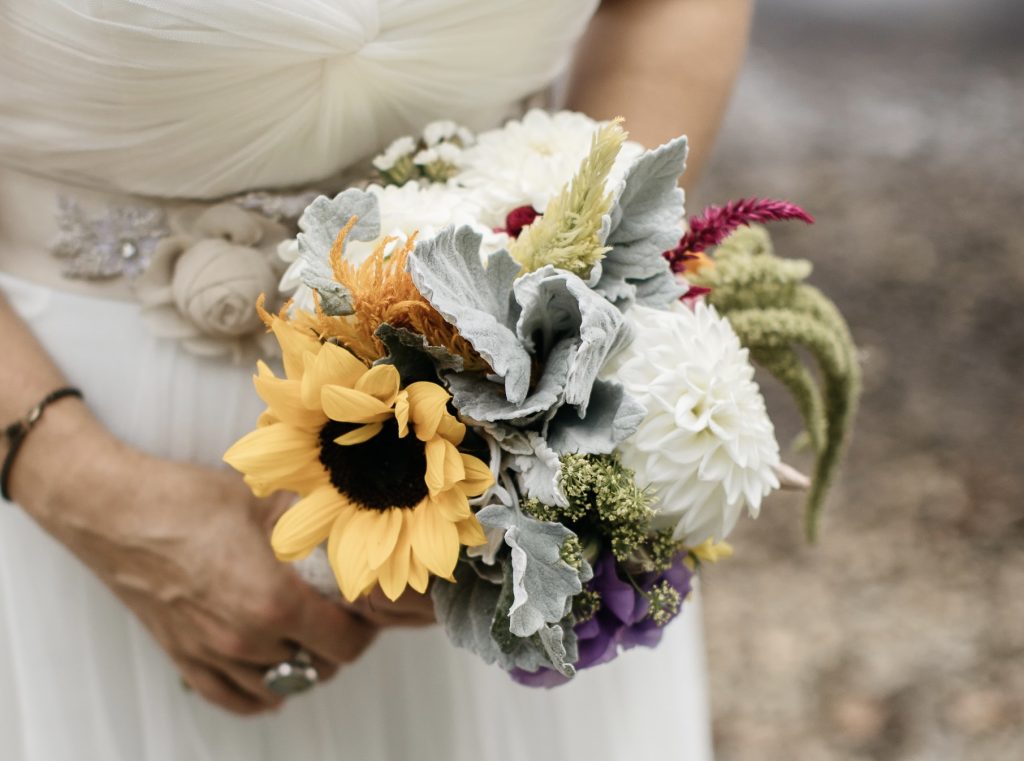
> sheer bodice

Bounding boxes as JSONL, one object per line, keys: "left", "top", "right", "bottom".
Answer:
{"left": 0, "top": 0, "right": 598, "bottom": 199}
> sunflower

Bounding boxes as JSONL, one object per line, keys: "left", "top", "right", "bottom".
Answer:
{"left": 224, "top": 316, "right": 493, "bottom": 602}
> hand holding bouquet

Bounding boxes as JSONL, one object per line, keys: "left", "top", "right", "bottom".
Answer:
{"left": 225, "top": 111, "right": 860, "bottom": 685}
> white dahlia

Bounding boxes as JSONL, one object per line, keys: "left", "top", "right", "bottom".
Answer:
{"left": 457, "top": 109, "right": 644, "bottom": 226}
{"left": 279, "top": 182, "right": 502, "bottom": 313}
{"left": 603, "top": 302, "right": 781, "bottom": 544}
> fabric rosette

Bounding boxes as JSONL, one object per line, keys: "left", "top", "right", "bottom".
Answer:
{"left": 135, "top": 203, "right": 286, "bottom": 360}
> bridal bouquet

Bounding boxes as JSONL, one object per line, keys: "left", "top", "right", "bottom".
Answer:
{"left": 224, "top": 111, "right": 860, "bottom": 686}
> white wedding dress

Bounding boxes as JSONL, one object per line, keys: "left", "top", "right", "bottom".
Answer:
{"left": 0, "top": 2, "right": 713, "bottom": 760}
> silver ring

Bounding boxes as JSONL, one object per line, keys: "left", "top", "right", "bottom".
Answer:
{"left": 263, "top": 648, "right": 318, "bottom": 696}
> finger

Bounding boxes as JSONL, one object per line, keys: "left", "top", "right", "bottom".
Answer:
{"left": 375, "top": 588, "right": 436, "bottom": 624}
{"left": 177, "top": 659, "right": 270, "bottom": 716}
{"left": 286, "top": 584, "right": 378, "bottom": 666}
{"left": 308, "top": 654, "right": 340, "bottom": 685}
{"left": 207, "top": 657, "right": 285, "bottom": 708}
{"left": 200, "top": 625, "right": 295, "bottom": 668}
{"left": 346, "top": 589, "right": 436, "bottom": 628}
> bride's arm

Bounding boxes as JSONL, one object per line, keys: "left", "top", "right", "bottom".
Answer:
{"left": 568, "top": 0, "right": 753, "bottom": 183}
{"left": 0, "top": 293, "right": 376, "bottom": 714}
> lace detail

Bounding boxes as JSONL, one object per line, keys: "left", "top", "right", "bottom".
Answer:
{"left": 50, "top": 196, "right": 169, "bottom": 280}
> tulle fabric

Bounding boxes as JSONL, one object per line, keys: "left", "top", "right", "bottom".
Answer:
{"left": 0, "top": 272, "right": 714, "bottom": 761}
{"left": 0, "top": 0, "right": 598, "bottom": 199}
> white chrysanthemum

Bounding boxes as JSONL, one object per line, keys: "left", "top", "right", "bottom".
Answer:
{"left": 603, "top": 302, "right": 781, "bottom": 544}
{"left": 279, "top": 182, "right": 503, "bottom": 313}
{"left": 457, "top": 109, "right": 645, "bottom": 226}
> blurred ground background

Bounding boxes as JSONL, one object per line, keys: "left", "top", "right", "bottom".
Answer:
{"left": 697, "top": 1, "right": 1024, "bottom": 759}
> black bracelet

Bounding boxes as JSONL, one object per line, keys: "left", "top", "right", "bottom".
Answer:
{"left": 1, "top": 387, "right": 84, "bottom": 503}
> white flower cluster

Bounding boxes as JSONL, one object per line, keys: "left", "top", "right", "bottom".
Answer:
{"left": 371, "top": 136, "right": 417, "bottom": 173}
{"left": 457, "top": 109, "right": 645, "bottom": 226}
{"left": 283, "top": 110, "right": 633, "bottom": 310}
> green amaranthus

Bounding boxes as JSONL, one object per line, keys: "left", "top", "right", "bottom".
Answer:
{"left": 690, "top": 226, "right": 862, "bottom": 540}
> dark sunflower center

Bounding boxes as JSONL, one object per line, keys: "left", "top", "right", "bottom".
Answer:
{"left": 318, "top": 418, "right": 429, "bottom": 510}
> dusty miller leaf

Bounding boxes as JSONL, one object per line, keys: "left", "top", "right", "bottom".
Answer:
{"left": 510, "top": 432, "right": 569, "bottom": 508}
{"left": 490, "top": 563, "right": 579, "bottom": 677}
{"left": 445, "top": 338, "right": 574, "bottom": 426}
{"left": 431, "top": 562, "right": 505, "bottom": 665}
{"left": 374, "top": 323, "right": 464, "bottom": 384}
{"left": 296, "top": 190, "right": 380, "bottom": 316}
{"left": 476, "top": 502, "right": 590, "bottom": 638}
{"left": 595, "top": 136, "right": 689, "bottom": 309}
{"left": 546, "top": 378, "right": 646, "bottom": 455}
{"left": 513, "top": 266, "right": 626, "bottom": 416}
{"left": 407, "top": 227, "right": 532, "bottom": 403}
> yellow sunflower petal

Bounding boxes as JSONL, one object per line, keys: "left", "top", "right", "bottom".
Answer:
{"left": 223, "top": 423, "right": 320, "bottom": 482}
{"left": 366, "top": 507, "right": 404, "bottom": 570}
{"left": 378, "top": 518, "right": 412, "bottom": 601}
{"left": 405, "top": 382, "right": 449, "bottom": 441}
{"left": 436, "top": 412, "right": 467, "bottom": 446}
{"left": 458, "top": 453, "right": 495, "bottom": 497}
{"left": 272, "top": 319, "right": 320, "bottom": 380}
{"left": 407, "top": 554, "right": 430, "bottom": 593}
{"left": 271, "top": 486, "right": 352, "bottom": 562}
{"left": 333, "top": 422, "right": 383, "bottom": 446}
{"left": 245, "top": 457, "right": 328, "bottom": 498}
{"left": 254, "top": 361, "right": 327, "bottom": 430}
{"left": 431, "top": 488, "right": 471, "bottom": 522}
{"left": 455, "top": 515, "right": 488, "bottom": 547}
{"left": 256, "top": 409, "right": 278, "bottom": 428}
{"left": 394, "top": 390, "right": 410, "bottom": 438}
{"left": 354, "top": 364, "right": 401, "bottom": 406}
{"left": 423, "top": 438, "right": 445, "bottom": 495}
{"left": 424, "top": 437, "right": 465, "bottom": 496}
{"left": 443, "top": 440, "right": 466, "bottom": 489}
{"left": 321, "top": 384, "right": 394, "bottom": 424}
{"left": 301, "top": 342, "right": 368, "bottom": 408}
{"left": 409, "top": 499, "right": 460, "bottom": 578}
{"left": 328, "top": 509, "right": 376, "bottom": 602}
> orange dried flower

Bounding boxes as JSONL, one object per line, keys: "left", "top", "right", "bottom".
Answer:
{"left": 308, "top": 219, "right": 487, "bottom": 370}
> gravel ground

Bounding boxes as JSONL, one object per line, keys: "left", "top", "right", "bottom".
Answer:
{"left": 696, "top": 4, "right": 1024, "bottom": 760}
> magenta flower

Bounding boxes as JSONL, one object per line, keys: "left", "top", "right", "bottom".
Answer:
{"left": 665, "top": 197, "right": 814, "bottom": 272}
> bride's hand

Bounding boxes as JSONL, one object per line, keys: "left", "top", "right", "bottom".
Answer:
{"left": 341, "top": 587, "right": 436, "bottom": 628}
{"left": 18, "top": 408, "right": 376, "bottom": 716}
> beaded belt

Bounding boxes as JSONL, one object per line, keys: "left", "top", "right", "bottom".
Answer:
{"left": 0, "top": 166, "right": 344, "bottom": 361}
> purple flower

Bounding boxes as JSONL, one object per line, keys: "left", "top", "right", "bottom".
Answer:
{"left": 510, "top": 552, "right": 693, "bottom": 687}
